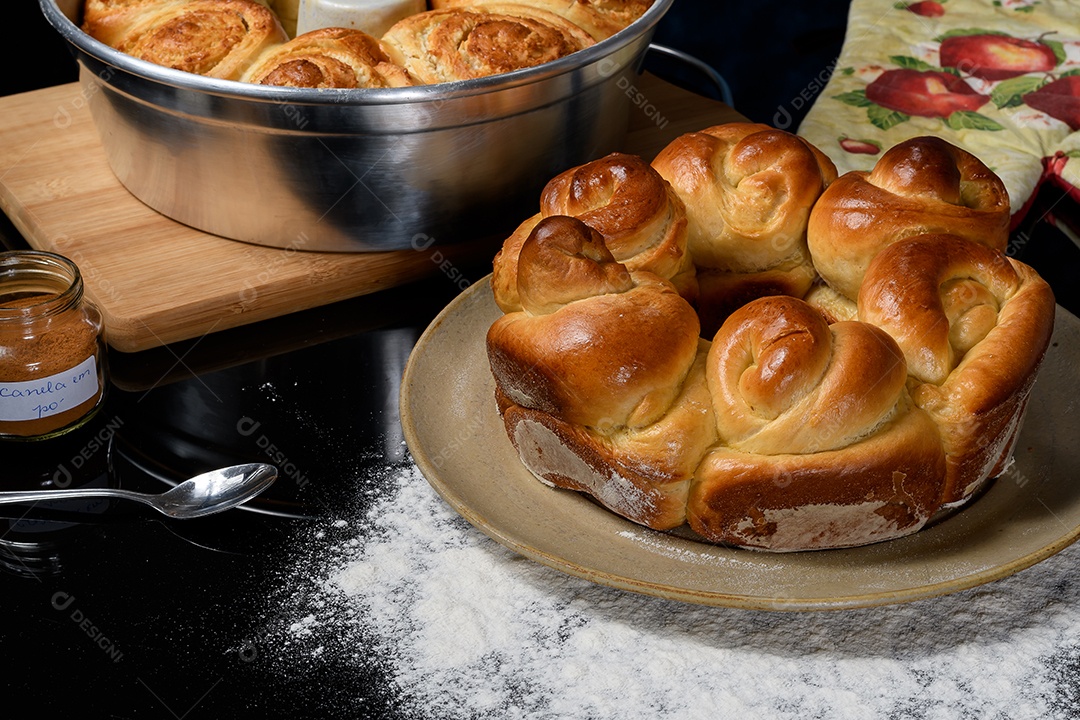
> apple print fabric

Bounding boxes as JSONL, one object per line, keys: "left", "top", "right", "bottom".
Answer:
{"left": 797, "top": 0, "right": 1080, "bottom": 225}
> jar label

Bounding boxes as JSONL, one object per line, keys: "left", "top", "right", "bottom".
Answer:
{"left": 0, "top": 356, "right": 100, "bottom": 422}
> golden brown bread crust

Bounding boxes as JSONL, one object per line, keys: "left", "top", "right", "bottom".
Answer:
{"left": 381, "top": 4, "right": 594, "bottom": 84}
{"left": 83, "top": 0, "right": 597, "bottom": 85}
{"left": 688, "top": 407, "right": 947, "bottom": 551}
{"left": 492, "top": 153, "right": 694, "bottom": 313}
{"left": 427, "top": 0, "right": 652, "bottom": 40}
{"left": 689, "top": 295, "right": 947, "bottom": 550}
{"left": 651, "top": 123, "right": 837, "bottom": 274}
{"left": 650, "top": 122, "right": 837, "bottom": 336}
{"left": 496, "top": 341, "right": 716, "bottom": 531}
{"left": 487, "top": 216, "right": 700, "bottom": 432}
{"left": 491, "top": 214, "right": 542, "bottom": 313}
{"left": 491, "top": 216, "right": 714, "bottom": 532}
{"left": 858, "top": 234, "right": 1055, "bottom": 504}
{"left": 86, "top": 0, "right": 288, "bottom": 80}
{"left": 540, "top": 153, "right": 693, "bottom": 293}
{"left": 83, "top": 0, "right": 166, "bottom": 47}
{"left": 241, "top": 27, "right": 417, "bottom": 88}
{"left": 491, "top": 213, "right": 542, "bottom": 313}
{"left": 807, "top": 136, "right": 1011, "bottom": 302}
{"left": 707, "top": 296, "right": 909, "bottom": 454}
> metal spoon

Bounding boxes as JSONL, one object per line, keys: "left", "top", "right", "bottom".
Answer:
{"left": 0, "top": 463, "right": 278, "bottom": 519}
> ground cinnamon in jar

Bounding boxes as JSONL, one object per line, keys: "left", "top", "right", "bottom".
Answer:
{"left": 0, "top": 251, "right": 107, "bottom": 440}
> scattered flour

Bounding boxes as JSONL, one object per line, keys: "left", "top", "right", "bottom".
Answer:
{"left": 264, "top": 463, "right": 1080, "bottom": 719}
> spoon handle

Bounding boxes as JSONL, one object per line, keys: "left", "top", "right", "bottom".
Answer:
{"left": 0, "top": 487, "right": 147, "bottom": 506}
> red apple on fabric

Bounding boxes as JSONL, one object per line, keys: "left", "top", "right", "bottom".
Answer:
{"left": 905, "top": 1, "right": 945, "bottom": 17}
{"left": 838, "top": 136, "right": 881, "bottom": 154}
{"left": 1023, "top": 76, "right": 1080, "bottom": 130}
{"left": 865, "top": 69, "right": 989, "bottom": 117}
{"left": 1044, "top": 151, "right": 1069, "bottom": 178}
{"left": 940, "top": 34, "right": 1057, "bottom": 81}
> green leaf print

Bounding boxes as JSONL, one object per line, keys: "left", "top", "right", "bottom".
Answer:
{"left": 991, "top": 76, "right": 1047, "bottom": 109}
{"left": 1045, "top": 39, "right": 1067, "bottom": 65}
{"left": 934, "top": 28, "right": 1008, "bottom": 42}
{"left": 890, "top": 56, "right": 933, "bottom": 71}
{"left": 867, "top": 104, "right": 910, "bottom": 130}
{"left": 945, "top": 111, "right": 1004, "bottom": 131}
{"left": 834, "top": 90, "right": 873, "bottom": 107}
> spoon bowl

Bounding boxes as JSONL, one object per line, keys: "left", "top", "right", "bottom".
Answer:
{"left": 0, "top": 463, "right": 278, "bottom": 519}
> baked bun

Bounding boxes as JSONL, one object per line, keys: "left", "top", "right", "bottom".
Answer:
{"left": 381, "top": 4, "right": 594, "bottom": 84}
{"left": 483, "top": 125, "right": 1056, "bottom": 552}
{"left": 85, "top": 0, "right": 288, "bottom": 80}
{"left": 427, "top": 0, "right": 652, "bottom": 40}
{"left": 83, "top": 0, "right": 604, "bottom": 86}
{"left": 83, "top": 0, "right": 168, "bottom": 47}
{"left": 807, "top": 136, "right": 1011, "bottom": 319}
{"left": 858, "top": 234, "right": 1055, "bottom": 506}
{"left": 492, "top": 152, "right": 693, "bottom": 313}
{"left": 651, "top": 122, "right": 838, "bottom": 337}
{"left": 241, "top": 27, "right": 417, "bottom": 88}
{"left": 688, "top": 295, "right": 947, "bottom": 551}
{"left": 487, "top": 216, "right": 716, "bottom": 530}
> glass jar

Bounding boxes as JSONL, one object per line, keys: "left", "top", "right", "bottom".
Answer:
{"left": 0, "top": 250, "right": 107, "bottom": 440}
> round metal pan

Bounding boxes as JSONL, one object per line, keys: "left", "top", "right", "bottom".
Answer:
{"left": 40, "top": 0, "right": 674, "bottom": 252}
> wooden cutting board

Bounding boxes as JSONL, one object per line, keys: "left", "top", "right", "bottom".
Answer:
{"left": 0, "top": 74, "right": 743, "bottom": 352}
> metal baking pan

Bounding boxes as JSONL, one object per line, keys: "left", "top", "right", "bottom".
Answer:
{"left": 40, "top": 0, "right": 673, "bottom": 252}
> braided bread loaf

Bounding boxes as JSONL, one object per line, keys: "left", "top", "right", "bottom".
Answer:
{"left": 488, "top": 216, "right": 715, "bottom": 530}
{"left": 651, "top": 122, "right": 839, "bottom": 336}
{"left": 690, "top": 294, "right": 947, "bottom": 550}
{"left": 493, "top": 152, "right": 694, "bottom": 312}
{"left": 805, "top": 136, "right": 1011, "bottom": 322}
{"left": 858, "top": 234, "right": 1055, "bottom": 506}
{"left": 486, "top": 126, "right": 1056, "bottom": 552}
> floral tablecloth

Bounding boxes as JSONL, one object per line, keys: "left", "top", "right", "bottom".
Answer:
{"left": 798, "top": 0, "right": 1080, "bottom": 225}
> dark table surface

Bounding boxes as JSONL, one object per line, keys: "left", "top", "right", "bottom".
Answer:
{"left": 0, "top": 210, "right": 470, "bottom": 717}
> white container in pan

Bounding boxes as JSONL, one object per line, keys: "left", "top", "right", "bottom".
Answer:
{"left": 296, "top": 0, "right": 425, "bottom": 37}
{"left": 39, "top": 0, "right": 675, "bottom": 252}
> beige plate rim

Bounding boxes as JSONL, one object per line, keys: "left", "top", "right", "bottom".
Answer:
{"left": 400, "top": 277, "right": 1080, "bottom": 611}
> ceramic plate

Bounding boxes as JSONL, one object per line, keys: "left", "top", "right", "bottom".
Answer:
{"left": 400, "top": 279, "right": 1080, "bottom": 610}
